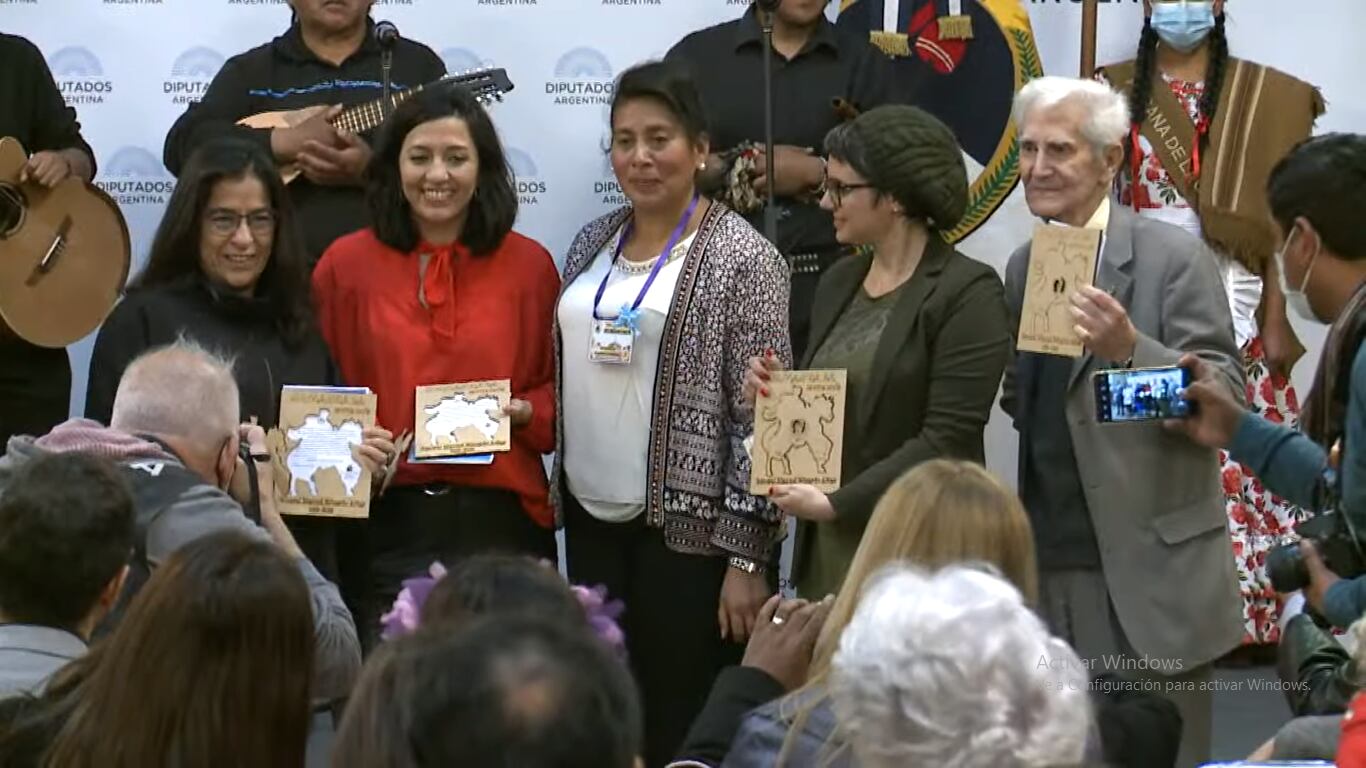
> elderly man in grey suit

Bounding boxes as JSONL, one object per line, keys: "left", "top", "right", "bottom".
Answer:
{"left": 1000, "top": 76, "right": 1245, "bottom": 768}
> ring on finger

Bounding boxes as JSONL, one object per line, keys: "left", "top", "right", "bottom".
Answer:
{"left": 772, "top": 614, "right": 786, "bottom": 626}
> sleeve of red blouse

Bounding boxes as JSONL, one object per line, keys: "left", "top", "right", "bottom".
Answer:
{"left": 517, "top": 245, "right": 560, "bottom": 455}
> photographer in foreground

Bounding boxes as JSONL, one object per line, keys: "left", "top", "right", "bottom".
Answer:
{"left": 1178, "top": 133, "right": 1366, "bottom": 629}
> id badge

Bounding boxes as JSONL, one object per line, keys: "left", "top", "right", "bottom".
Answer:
{"left": 589, "top": 319, "right": 634, "bottom": 365}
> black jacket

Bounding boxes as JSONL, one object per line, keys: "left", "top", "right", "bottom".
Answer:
{"left": 802, "top": 237, "right": 1011, "bottom": 526}
{"left": 1278, "top": 613, "right": 1358, "bottom": 716}
{"left": 84, "top": 276, "right": 337, "bottom": 428}
{"left": 161, "top": 21, "right": 445, "bottom": 262}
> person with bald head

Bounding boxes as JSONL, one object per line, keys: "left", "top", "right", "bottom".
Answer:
{"left": 0, "top": 339, "right": 363, "bottom": 706}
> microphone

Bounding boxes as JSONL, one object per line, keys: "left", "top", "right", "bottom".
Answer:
{"left": 374, "top": 21, "right": 399, "bottom": 49}
{"left": 376, "top": 22, "right": 399, "bottom": 120}
{"left": 756, "top": 0, "right": 781, "bottom": 10}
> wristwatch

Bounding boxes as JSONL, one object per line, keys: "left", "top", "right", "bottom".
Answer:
{"left": 728, "top": 555, "right": 767, "bottom": 576}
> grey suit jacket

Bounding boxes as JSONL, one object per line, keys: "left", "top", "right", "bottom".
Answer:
{"left": 1001, "top": 205, "right": 1245, "bottom": 669}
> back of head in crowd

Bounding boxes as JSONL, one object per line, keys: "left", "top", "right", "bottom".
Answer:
{"left": 0, "top": 530, "right": 314, "bottom": 768}
{"left": 829, "top": 564, "right": 1091, "bottom": 768}
{"left": 333, "top": 615, "right": 642, "bottom": 768}
{"left": 0, "top": 452, "right": 133, "bottom": 637}
{"left": 420, "top": 554, "right": 589, "bottom": 634}
{"left": 133, "top": 134, "right": 313, "bottom": 346}
{"left": 108, "top": 338, "right": 241, "bottom": 488}
{"left": 812, "top": 459, "right": 1037, "bottom": 674}
{"left": 366, "top": 82, "right": 518, "bottom": 255}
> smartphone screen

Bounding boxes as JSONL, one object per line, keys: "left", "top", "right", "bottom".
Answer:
{"left": 1093, "top": 366, "right": 1193, "bottom": 423}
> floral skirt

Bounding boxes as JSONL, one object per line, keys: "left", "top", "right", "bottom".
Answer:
{"left": 1220, "top": 335, "right": 1310, "bottom": 645}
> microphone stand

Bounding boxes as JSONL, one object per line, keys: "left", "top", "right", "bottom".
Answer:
{"left": 381, "top": 47, "right": 394, "bottom": 120}
{"left": 759, "top": 7, "right": 778, "bottom": 244}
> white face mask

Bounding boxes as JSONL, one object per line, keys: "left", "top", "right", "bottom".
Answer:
{"left": 1275, "top": 227, "right": 1321, "bottom": 323}
{"left": 1150, "top": 1, "right": 1216, "bottom": 53}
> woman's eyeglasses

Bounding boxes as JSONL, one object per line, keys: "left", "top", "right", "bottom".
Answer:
{"left": 825, "top": 181, "right": 875, "bottom": 208}
{"left": 205, "top": 209, "right": 276, "bottom": 238}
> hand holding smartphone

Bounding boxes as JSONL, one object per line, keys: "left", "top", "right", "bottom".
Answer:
{"left": 1093, "top": 365, "right": 1194, "bottom": 423}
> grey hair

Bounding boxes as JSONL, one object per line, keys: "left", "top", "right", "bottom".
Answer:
{"left": 828, "top": 563, "right": 1092, "bottom": 768}
{"left": 1013, "top": 76, "right": 1130, "bottom": 157}
{"left": 109, "top": 337, "right": 240, "bottom": 454}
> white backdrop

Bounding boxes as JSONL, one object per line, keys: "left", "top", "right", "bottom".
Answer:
{"left": 4, "top": 0, "right": 1363, "bottom": 487}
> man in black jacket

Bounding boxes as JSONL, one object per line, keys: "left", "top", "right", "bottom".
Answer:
{"left": 162, "top": 0, "right": 445, "bottom": 264}
{"left": 0, "top": 33, "right": 98, "bottom": 447}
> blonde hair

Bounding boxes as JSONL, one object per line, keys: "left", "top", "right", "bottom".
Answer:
{"left": 777, "top": 459, "right": 1038, "bottom": 766}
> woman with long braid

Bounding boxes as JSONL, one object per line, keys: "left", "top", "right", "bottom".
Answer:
{"left": 1098, "top": 0, "right": 1325, "bottom": 646}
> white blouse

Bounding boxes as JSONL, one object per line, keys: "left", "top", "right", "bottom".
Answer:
{"left": 558, "top": 228, "right": 696, "bottom": 523}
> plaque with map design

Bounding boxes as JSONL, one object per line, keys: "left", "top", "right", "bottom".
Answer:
{"left": 751, "top": 370, "right": 847, "bottom": 494}
{"left": 414, "top": 380, "right": 512, "bottom": 459}
{"left": 266, "top": 385, "right": 377, "bottom": 518}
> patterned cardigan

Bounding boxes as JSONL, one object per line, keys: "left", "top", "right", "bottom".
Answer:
{"left": 552, "top": 201, "right": 791, "bottom": 561}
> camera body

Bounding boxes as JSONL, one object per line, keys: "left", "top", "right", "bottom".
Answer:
{"left": 1266, "top": 511, "right": 1366, "bottom": 594}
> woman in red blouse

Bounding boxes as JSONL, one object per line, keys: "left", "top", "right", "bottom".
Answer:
{"left": 313, "top": 85, "right": 559, "bottom": 648}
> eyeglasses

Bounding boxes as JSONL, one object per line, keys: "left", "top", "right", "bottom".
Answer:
{"left": 205, "top": 209, "right": 276, "bottom": 238}
{"left": 825, "top": 181, "right": 875, "bottom": 208}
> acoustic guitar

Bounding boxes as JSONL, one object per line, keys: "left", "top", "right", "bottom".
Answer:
{"left": 0, "top": 138, "right": 130, "bottom": 348}
{"left": 237, "top": 68, "right": 515, "bottom": 184}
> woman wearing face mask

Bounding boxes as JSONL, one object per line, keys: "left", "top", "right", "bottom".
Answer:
{"left": 1098, "top": 0, "right": 1326, "bottom": 647}
{"left": 313, "top": 85, "right": 560, "bottom": 650}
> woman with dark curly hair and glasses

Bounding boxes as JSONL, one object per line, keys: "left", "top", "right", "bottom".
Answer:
{"left": 313, "top": 84, "right": 560, "bottom": 648}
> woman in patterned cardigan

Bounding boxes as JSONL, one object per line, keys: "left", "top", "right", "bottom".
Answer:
{"left": 553, "top": 60, "right": 790, "bottom": 767}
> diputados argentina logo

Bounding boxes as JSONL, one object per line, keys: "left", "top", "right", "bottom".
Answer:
{"left": 595, "top": 150, "right": 627, "bottom": 207}
{"left": 47, "top": 47, "right": 113, "bottom": 106}
{"left": 546, "top": 48, "right": 614, "bottom": 107}
{"left": 164, "top": 47, "right": 225, "bottom": 105}
{"left": 506, "top": 148, "right": 546, "bottom": 207}
{"left": 97, "top": 148, "right": 175, "bottom": 207}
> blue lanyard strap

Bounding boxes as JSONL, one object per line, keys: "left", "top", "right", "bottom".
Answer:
{"left": 591, "top": 193, "right": 699, "bottom": 326}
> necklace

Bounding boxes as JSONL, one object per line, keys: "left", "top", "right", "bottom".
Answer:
{"left": 614, "top": 254, "right": 660, "bottom": 275}
{"left": 613, "top": 236, "right": 689, "bottom": 275}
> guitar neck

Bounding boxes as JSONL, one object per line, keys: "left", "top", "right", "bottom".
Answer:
{"left": 330, "top": 84, "right": 425, "bottom": 134}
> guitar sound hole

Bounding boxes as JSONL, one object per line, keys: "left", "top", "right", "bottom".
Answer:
{"left": 0, "top": 183, "right": 24, "bottom": 238}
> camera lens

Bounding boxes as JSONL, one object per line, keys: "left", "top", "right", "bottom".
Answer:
{"left": 1266, "top": 542, "right": 1309, "bottom": 594}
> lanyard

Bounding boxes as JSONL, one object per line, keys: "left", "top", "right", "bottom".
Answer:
{"left": 592, "top": 193, "right": 699, "bottom": 324}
